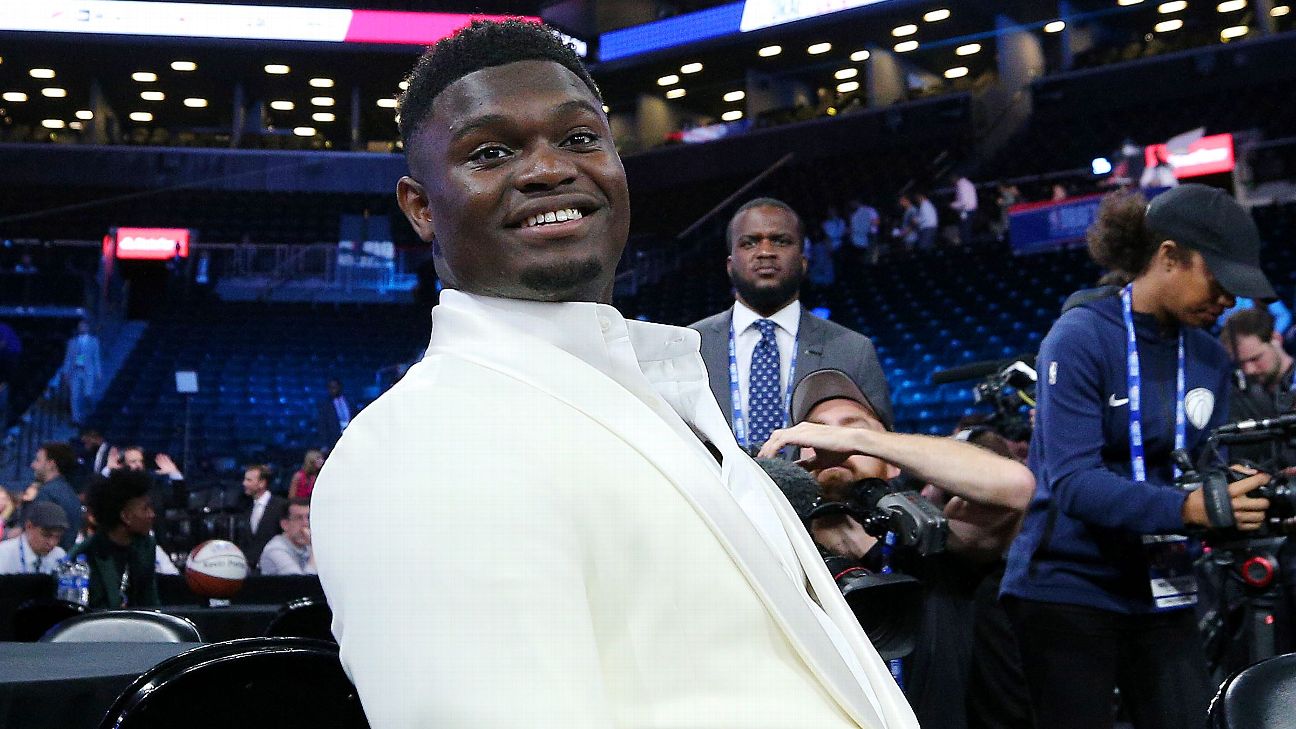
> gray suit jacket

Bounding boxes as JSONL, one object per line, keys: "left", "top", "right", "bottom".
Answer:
{"left": 689, "top": 305, "right": 893, "bottom": 432}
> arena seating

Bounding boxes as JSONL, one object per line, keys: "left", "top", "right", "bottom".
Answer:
{"left": 0, "top": 316, "right": 80, "bottom": 427}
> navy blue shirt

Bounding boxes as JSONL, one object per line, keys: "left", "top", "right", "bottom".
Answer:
{"left": 1002, "top": 290, "right": 1232, "bottom": 613}
{"left": 34, "top": 476, "right": 82, "bottom": 552}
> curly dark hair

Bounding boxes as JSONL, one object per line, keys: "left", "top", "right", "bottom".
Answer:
{"left": 397, "top": 19, "right": 600, "bottom": 152}
{"left": 88, "top": 469, "right": 152, "bottom": 531}
{"left": 1086, "top": 189, "right": 1189, "bottom": 285}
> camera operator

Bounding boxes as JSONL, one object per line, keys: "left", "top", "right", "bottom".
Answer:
{"left": 758, "top": 368, "right": 1033, "bottom": 729}
{"left": 1001, "top": 185, "right": 1275, "bottom": 729}
{"left": 1221, "top": 307, "right": 1296, "bottom": 453}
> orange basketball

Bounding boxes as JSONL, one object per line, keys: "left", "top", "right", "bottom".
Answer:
{"left": 184, "top": 540, "right": 249, "bottom": 598}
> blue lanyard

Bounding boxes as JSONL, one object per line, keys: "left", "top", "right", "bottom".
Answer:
{"left": 727, "top": 320, "right": 798, "bottom": 448}
{"left": 879, "top": 531, "right": 904, "bottom": 688}
{"left": 1121, "top": 284, "right": 1185, "bottom": 482}
{"left": 19, "top": 538, "right": 37, "bottom": 574}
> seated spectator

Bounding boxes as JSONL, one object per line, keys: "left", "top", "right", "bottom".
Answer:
{"left": 288, "top": 449, "right": 325, "bottom": 500}
{"left": 0, "top": 502, "right": 68, "bottom": 574}
{"left": 70, "top": 469, "right": 160, "bottom": 608}
{"left": 259, "top": 498, "right": 316, "bottom": 576}
{"left": 28, "top": 442, "right": 82, "bottom": 551}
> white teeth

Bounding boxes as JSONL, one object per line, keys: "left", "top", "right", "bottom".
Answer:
{"left": 522, "top": 208, "right": 584, "bottom": 227}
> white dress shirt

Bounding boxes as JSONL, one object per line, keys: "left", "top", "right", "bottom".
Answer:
{"left": 0, "top": 534, "right": 65, "bottom": 575}
{"left": 731, "top": 299, "right": 801, "bottom": 423}
{"left": 249, "top": 490, "right": 271, "bottom": 534}
{"left": 952, "top": 177, "right": 978, "bottom": 213}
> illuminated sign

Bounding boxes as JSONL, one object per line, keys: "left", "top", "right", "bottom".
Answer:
{"left": 0, "top": 1, "right": 580, "bottom": 52}
{"left": 113, "top": 227, "right": 191, "bottom": 260}
{"left": 1144, "top": 133, "right": 1235, "bottom": 179}
{"left": 739, "top": 0, "right": 893, "bottom": 32}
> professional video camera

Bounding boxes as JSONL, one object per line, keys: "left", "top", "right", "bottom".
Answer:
{"left": 841, "top": 477, "right": 950, "bottom": 557}
{"left": 931, "top": 355, "right": 1037, "bottom": 441}
{"left": 1174, "top": 413, "right": 1296, "bottom": 676}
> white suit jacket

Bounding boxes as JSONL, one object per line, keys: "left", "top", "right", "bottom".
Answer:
{"left": 312, "top": 291, "right": 918, "bottom": 729}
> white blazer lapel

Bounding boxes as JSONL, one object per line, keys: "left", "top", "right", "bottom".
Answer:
{"left": 431, "top": 307, "right": 890, "bottom": 728}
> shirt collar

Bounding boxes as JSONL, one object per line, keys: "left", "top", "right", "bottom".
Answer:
{"left": 254, "top": 491, "right": 271, "bottom": 508}
{"left": 732, "top": 299, "right": 802, "bottom": 337}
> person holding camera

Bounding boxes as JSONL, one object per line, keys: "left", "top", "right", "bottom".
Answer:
{"left": 1000, "top": 184, "right": 1275, "bottom": 729}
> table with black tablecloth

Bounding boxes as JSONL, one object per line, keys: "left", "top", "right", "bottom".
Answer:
{"left": 0, "top": 642, "right": 200, "bottom": 729}
{"left": 158, "top": 604, "right": 281, "bottom": 642}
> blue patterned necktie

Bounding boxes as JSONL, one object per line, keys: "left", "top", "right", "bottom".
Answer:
{"left": 747, "top": 319, "right": 783, "bottom": 446}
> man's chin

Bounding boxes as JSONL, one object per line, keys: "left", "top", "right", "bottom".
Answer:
{"left": 516, "top": 258, "right": 606, "bottom": 301}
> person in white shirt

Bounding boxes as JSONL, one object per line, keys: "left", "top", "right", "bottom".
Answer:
{"left": 949, "top": 175, "right": 979, "bottom": 246}
{"left": 259, "top": 498, "right": 315, "bottom": 576}
{"left": 57, "top": 321, "right": 102, "bottom": 426}
{"left": 848, "top": 199, "right": 881, "bottom": 264}
{"left": 913, "top": 191, "right": 939, "bottom": 250}
{"left": 0, "top": 502, "right": 67, "bottom": 575}
{"left": 312, "top": 19, "right": 917, "bottom": 729}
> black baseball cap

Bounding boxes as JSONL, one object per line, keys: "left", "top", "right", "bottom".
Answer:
{"left": 791, "top": 368, "right": 893, "bottom": 431}
{"left": 25, "top": 502, "right": 69, "bottom": 531}
{"left": 1145, "top": 184, "right": 1276, "bottom": 302}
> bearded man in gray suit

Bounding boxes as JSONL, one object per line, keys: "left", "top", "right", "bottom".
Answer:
{"left": 691, "top": 198, "right": 892, "bottom": 452}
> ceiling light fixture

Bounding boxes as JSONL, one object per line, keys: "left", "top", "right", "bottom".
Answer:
{"left": 892, "top": 24, "right": 918, "bottom": 36}
{"left": 270, "top": 100, "right": 295, "bottom": 111}
{"left": 721, "top": 110, "right": 743, "bottom": 121}
{"left": 680, "top": 62, "right": 703, "bottom": 73}
{"left": 1158, "top": 0, "right": 1187, "bottom": 11}
{"left": 312, "top": 112, "right": 335, "bottom": 122}
{"left": 1218, "top": 0, "right": 1247, "bottom": 9}
{"left": 41, "top": 87, "right": 67, "bottom": 98}
{"left": 1045, "top": 20, "right": 1067, "bottom": 32}
{"left": 944, "top": 66, "right": 970, "bottom": 78}
{"left": 132, "top": 71, "right": 157, "bottom": 82}
{"left": 69, "top": 121, "right": 83, "bottom": 130}
{"left": 924, "top": 9, "right": 951, "bottom": 21}
{"left": 807, "top": 42, "right": 832, "bottom": 54}
{"left": 1155, "top": 18, "right": 1185, "bottom": 30}
{"left": 377, "top": 98, "right": 397, "bottom": 108}
{"left": 129, "top": 111, "right": 153, "bottom": 122}
{"left": 141, "top": 91, "right": 165, "bottom": 101}
{"left": 171, "top": 61, "right": 196, "bottom": 71}
{"left": 1220, "top": 23, "right": 1249, "bottom": 37}
{"left": 656, "top": 74, "right": 680, "bottom": 86}
{"left": 1272, "top": 4, "right": 1291, "bottom": 15}
{"left": 76, "top": 110, "right": 93, "bottom": 119}
{"left": 293, "top": 127, "right": 316, "bottom": 137}
{"left": 835, "top": 68, "right": 859, "bottom": 79}
{"left": 851, "top": 50, "right": 871, "bottom": 61}
{"left": 723, "top": 90, "right": 745, "bottom": 102}
{"left": 894, "top": 40, "right": 919, "bottom": 52}
{"left": 184, "top": 98, "right": 208, "bottom": 108}
{"left": 758, "top": 45, "right": 782, "bottom": 57}
{"left": 2, "top": 92, "right": 28, "bottom": 102}
{"left": 955, "top": 42, "right": 982, "bottom": 55}
{"left": 30, "top": 68, "right": 55, "bottom": 79}
{"left": 311, "top": 97, "right": 335, "bottom": 106}
{"left": 264, "top": 64, "right": 290, "bottom": 74}
{"left": 666, "top": 88, "right": 686, "bottom": 99}
{"left": 1118, "top": 0, "right": 1145, "bottom": 5}
{"left": 310, "top": 78, "right": 334, "bottom": 88}
{"left": 42, "top": 119, "right": 65, "bottom": 129}
{"left": 836, "top": 81, "right": 860, "bottom": 93}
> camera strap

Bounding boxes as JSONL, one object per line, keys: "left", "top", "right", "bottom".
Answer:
{"left": 1121, "top": 284, "right": 1196, "bottom": 611}
{"left": 727, "top": 321, "right": 797, "bottom": 449}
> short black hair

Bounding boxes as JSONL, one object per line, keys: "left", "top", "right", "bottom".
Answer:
{"left": 39, "top": 442, "right": 76, "bottom": 478}
{"left": 726, "top": 197, "right": 804, "bottom": 250}
{"left": 397, "top": 19, "right": 600, "bottom": 152}
{"left": 1222, "top": 306, "right": 1277, "bottom": 346}
{"left": 88, "top": 469, "right": 152, "bottom": 531}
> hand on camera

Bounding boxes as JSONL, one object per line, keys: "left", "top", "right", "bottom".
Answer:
{"left": 756, "top": 422, "right": 861, "bottom": 468}
{"left": 1182, "top": 468, "right": 1270, "bottom": 530}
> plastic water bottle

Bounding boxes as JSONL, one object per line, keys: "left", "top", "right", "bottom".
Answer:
{"left": 55, "top": 559, "right": 76, "bottom": 602}
{"left": 72, "top": 555, "right": 91, "bottom": 606}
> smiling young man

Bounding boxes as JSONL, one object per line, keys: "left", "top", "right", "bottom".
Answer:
{"left": 311, "top": 20, "right": 916, "bottom": 729}
{"left": 691, "top": 198, "right": 890, "bottom": 455}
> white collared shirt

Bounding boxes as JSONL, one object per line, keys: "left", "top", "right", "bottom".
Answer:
{"left": 952, "top": 177, "right": 978, "bottom": 212}
{"left": 0, "top": 533, "right": 65, "bottom": 575}
{"left": 250, "top": 490, "right": 272, "bottom": 533}
{"left": 731, "top": 299, "right": 801, "bottom": 421}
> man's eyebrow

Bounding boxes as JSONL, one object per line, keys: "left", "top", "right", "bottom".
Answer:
{"left": 448, "top": 99, "right": 602, "bottom": 143}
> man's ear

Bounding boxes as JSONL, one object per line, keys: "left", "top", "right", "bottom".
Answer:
{"left": 397, "top": 176, "right": 436, "bottom": 243}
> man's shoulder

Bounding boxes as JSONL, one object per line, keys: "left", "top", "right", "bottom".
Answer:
{"left": 687, "top": 308, "right": 732, "bottom": 333}
{"left": 0, "top": 538, "right": 19, "bottom": 557}
{"left": 804, "top": 312, "right": 871, "bottom": 346}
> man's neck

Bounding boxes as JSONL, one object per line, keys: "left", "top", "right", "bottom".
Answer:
{"left": 107, "top": 526, "right": 133, "bottom": 547}
{"left": 736, "top": 294, "right": 798, "bottom": 319}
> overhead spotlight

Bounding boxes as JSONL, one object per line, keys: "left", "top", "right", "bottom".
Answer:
{"left": 1092, "top": 157, "right": 1113, "bottom": 175}
{"left": 293, "top": 126, "right": 316, "bottom": 137}
{"left": 76, "top": 109, "right": 93, "bottom": 119}
{"left": 264, "top": 64, "right": 290, "bottom": 74}
{"left": 311, "top": 97, "right": 335, "bottom": 106}
{"left": 140, "top": 91, "right": 165, "bottom": 101}
{"left": 29, "top": 68, "right": 55, "bottom": 79}
{"left": 924, "top": 8, "right": 951, "bottom": 21}
{"left": 2, "top": 92, "right": 28, "bottom": 102}
{"left": 894, "top": 40, "right": 919, "bottom": 52}
{"left": 398, "top": 80, "right": 409, "bottom": 91}
{"left": 955, "top": 43, "right": 981, "bottom": 55}
{"left": 69, "top": 121, "right": 83, "bottom": 130}
{"left": 680, "top": 62, "right": 703, "bottom": 73}
{"left": 1045, "top": 20, "right": 1067, "bottom": 32}
{"left": 270, "top": 100, "right": 295, "bottom": 111}
{"left": 665, "top": 88, "right": 686, "bottom": 99}
{"left": 312, "top": 112, "right": 335, "bottom": 122}
{"left": 1273, "top": 5, "right": 1291, "bottom": 15}
{"left": 1218, "top": 0, "right": 1247, "bottom": 9}
{"left": 835, "top": 68, "right": 859, "bottom": 80}
{"left": 1117, "top": 0, "right": 1145, "bottom": 5}
{"left": 836, "top": 81, "right": 860, "bottom": 93}
{"left": 1220, "top": 23, "right": 1249, "bottom": 37}
{"left": 170, "top": 61, "right": 197, "bottom": 71}
{"left": 723, "top": 90, "right": 745, "bottom": 102}
{"left": 758, "top": 45, "right": 782, "bottom": 57}
{"left": 42, "top": 119, "right": 65, "bottom": 129}
{"left": 1158, "top": 0, "right": 1187, "bottom": 11}
{"left": 721, "top": 110, "right": 743, "bottom": 121}
{"left": 656, "top": 74, "right": 680, "bottom": 86}
{"left": 310, "top": 78, "right": 334, "bottom": 88}
{"left": 131, "top": 71, "right": 157, "bottom": 82}
{"left": 41, "top": 87, "right": 67, "bottom": 98}
{"left": 807, "top": 42, "right": 832, "bottom": 54}
{"left": 129, "top": 112, "right": 153, "bottom": 122}
{"left": 892, "top": 24, "right": 918, "bottom": 36}
{"left": 377, "top": 98, "right": 397, "bottom": 108}
{"left": 184, "top": 98, "right": 208, "bottom": 108}
{"left": 1155, "top": 18, "right": 1185, "bottom": 30}
{"left": 944, "top": 66, "right": 969, "bottom": 79}
{"left": 851, "top": 50, "right": 871, "bottom": 61}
